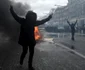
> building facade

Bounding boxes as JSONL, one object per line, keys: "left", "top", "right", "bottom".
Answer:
{"left": 48, "top": 0, "right": 85, "bottom": 33}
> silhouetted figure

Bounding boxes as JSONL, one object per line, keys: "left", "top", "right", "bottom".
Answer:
{"left": 67, "top": 20, "right": 77, "bottom": 41}
{"left": 10, "top": 6, "right": 52, "bottom": 70}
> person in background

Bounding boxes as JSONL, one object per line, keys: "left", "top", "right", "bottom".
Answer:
{"left": 67, "top": 19, "right": 77, "bottom": 41}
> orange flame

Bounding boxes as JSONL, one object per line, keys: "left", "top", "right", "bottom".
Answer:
{"left": 34, "top": 26, "right": 41, "bottom": 40}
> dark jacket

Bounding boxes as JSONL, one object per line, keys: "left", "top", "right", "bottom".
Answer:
{"left": 10, "top": 8, "right": 52, "bottom": 46}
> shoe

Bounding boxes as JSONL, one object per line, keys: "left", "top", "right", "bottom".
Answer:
{"left": 28, "top": 66, "right": 35, "bottom": 70}
{"left": 16, "top": 63, "right": 22, "bottom": 68}
{"left": 20, "top": 61, "right": 23, "bottom": 65}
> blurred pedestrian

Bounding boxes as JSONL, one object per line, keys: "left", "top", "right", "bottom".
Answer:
{"left": 67, "top": 19, "right": 77, "bottom": 41}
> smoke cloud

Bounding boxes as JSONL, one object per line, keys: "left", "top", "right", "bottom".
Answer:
{"left": 0, "top": 0, "right": 30, "bottom": 41}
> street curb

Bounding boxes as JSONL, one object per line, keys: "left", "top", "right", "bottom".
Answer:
{"left": 54, "top": 43, "right": 85, "bottom": 59}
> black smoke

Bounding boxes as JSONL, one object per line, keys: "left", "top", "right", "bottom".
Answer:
{"left": 11, "top": 2, "right": 30, "bottom": 16}
{"left": 0, "top": 0, "right": 30, "bottom": 41}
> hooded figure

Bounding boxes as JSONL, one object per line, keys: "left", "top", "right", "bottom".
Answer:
{"left": 10, "top": 6, "right": 52, "bottom": 70}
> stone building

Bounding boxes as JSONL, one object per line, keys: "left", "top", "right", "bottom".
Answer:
{"left": 52, "top": 0, "right": 85, "bottom": 22}
{"left": 49, "top": 0, "right": 85, "bottom": 33}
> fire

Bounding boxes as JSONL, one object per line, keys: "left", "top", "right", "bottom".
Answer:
{"left": 34, "top": 26, "right": 41, "bottom": 40}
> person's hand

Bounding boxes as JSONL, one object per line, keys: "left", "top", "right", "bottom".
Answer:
{"left": 66, "top": 19, "right": 70, "bottom": 24}
{"left": 75, "top": 20, "right": 77, "bottom": 24}
{"left": 67, "top": 20, "right": 69, "bottom": 22}
{"left": 76, "top": 20, "right": 77, "bottom": 22}
{"left": 65, "top": 19, "right": 68, "bottom": 21}
{"left": 10, "top": 5, "right": 13, "bottom": 10}
{"left": 66, "top": 19, "right": 69, "bottom": 22}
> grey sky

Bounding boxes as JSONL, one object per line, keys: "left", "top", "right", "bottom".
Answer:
{"left": 10, "top": 0, "right": 68, "bottom": 18}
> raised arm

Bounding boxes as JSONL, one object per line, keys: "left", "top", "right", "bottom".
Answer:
{"left": 74, "top": 20, "right": 77, "bottom": 25}
{"left": 35, "top": 13, "right": 52, "bottom": 26}
{"left": 67, "top": 20, "right": 71, "bottom": 26}
{"left": 10, "top": 5, "right": 24, "bottom": 23}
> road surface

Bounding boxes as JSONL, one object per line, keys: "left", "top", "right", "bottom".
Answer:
{"left": 0, "top": 30, "right": 85, "bottom": 70}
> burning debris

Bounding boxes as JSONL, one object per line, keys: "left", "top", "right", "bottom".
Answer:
{"left": 34, "top": 26, "right": 42, "bottom": 41}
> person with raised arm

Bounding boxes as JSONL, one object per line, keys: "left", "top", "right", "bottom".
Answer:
{"left": 10, "top": 5, "right": 52, "bottom": 70}
{"left": 67, "top": 19, "right": 77, "bottom": 41}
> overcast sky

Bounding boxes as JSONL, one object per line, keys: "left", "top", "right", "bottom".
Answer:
{"left": 10, "top": 0, "right": 68, "bottom": 18}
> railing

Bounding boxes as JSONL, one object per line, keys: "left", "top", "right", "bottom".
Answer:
{"left": 45, "top": 32, "right": 85, "bottom": 38}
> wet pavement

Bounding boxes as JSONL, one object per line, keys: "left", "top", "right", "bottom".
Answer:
{"left": 53, "top": 36, "right": 85, "bottom": 56}
{"left": 0, "top": 31, "right": 85, "bottom": 70}
{"left": 0, "top": 39, "right": 85, "bottom": 70}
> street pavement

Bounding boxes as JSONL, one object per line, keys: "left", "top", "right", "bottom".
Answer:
{"left": 0, "top": 31, "right": 85, "bottom": 70}
{"left": 53, "top": 36, "right": 85, "bottom": 56}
